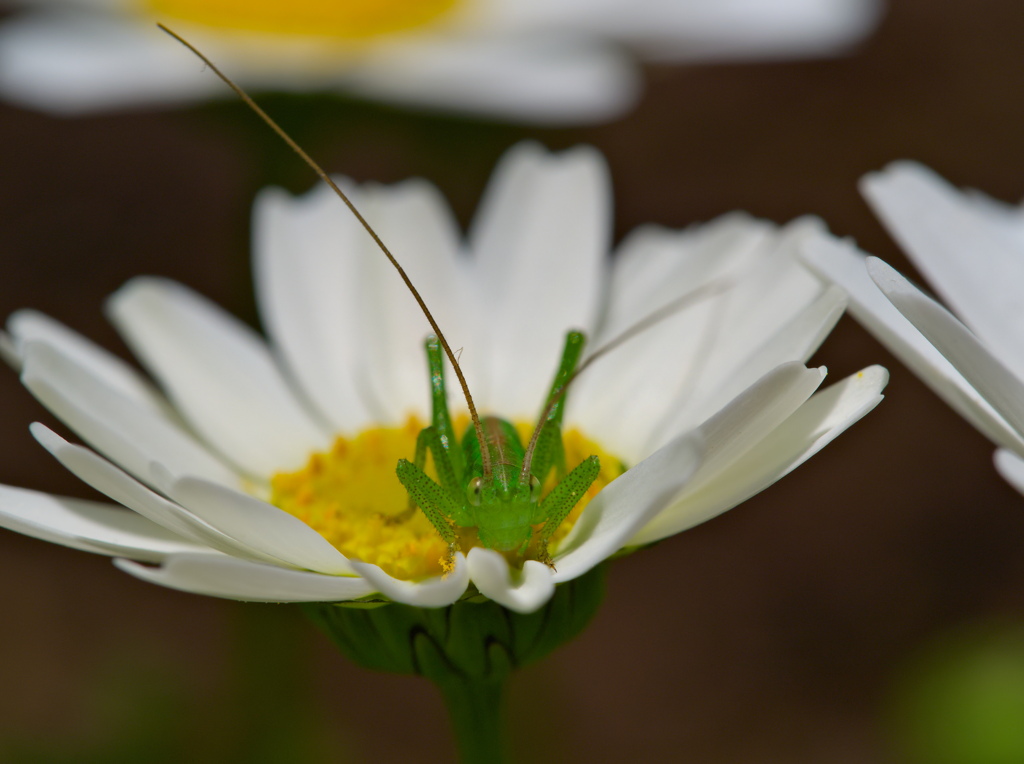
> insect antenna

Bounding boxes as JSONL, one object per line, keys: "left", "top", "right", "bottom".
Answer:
{"left": 519, "top": 279, "right": 733, "bottom": 483}
{"left": 158, "top": 24, "right": 493, "bottom": 478}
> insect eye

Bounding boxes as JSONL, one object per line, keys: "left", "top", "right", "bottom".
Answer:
{"left": 467, "top": 477, "right": 483, "bottom": 506}
{"left": 528, "top": 474, "right": 541, "bottom": 502}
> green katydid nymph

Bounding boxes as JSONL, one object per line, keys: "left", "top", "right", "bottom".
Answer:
{"left": 394, "top": 331, "right": 600, "bottom": 572}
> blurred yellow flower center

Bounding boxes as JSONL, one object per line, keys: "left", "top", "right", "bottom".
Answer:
{"left": 270, "top": 416, "right": 624, "bottom": 581}
{"left": 148, "top": 0, "right": 460, "bottom": 39}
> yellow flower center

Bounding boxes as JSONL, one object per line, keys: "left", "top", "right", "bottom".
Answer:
{"left": 270, "top": 416, "right": 625, "bottom": 580}
{"left": 147, "top": 0, "right": 461, "bottom": 40}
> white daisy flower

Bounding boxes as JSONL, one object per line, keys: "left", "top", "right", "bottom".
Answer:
{"left": 802, "top": 162, "right": 1024, "bottom": 495}
{"left": 0, "top": 142, "right": 887, "bottom": 614}
{"left": 0, "top": 0, "right": 883, "bottom": 123}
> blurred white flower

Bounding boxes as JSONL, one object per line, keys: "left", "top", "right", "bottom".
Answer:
{"left": 0, "top": 0, "right": 883, "bottom": 123}
{"left": 803, "top": 162, "right": 1024, "bottom": 494}
{"left": 0, "top": 143, "right": 886, "bottom": 613}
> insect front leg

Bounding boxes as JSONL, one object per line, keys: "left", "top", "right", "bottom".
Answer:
{"left": 534, "top": 455, "right": 601, "bottom": 568}
{"left": 385, "top": 425, "right": 461, "bottom": 525}
{"left": 396, "top": 458, "right": 467, "bottom": 573}
{"left": 383, "top": 427, "right": 431, "bottom": 525}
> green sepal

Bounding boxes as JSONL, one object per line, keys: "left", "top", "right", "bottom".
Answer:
{"left": 301, "top": 563, "right": 606, "bottom": 680}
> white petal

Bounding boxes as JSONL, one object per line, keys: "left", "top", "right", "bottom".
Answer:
{"left": 115, "top": 554, "right": 373, "bottom": 602}
{"left": 466, "top": 548, "right": 554, "bottom": 614}
{"left": 551, "top": 432, "right": 703, "bottom": 583}
{"left": 752, "top": 365, "right": 887, "bottom": 480}
{"left": 863, "top": 161, "right": 1024, "bottom": 380}
{"left": 569, "top": 0, "right": 883, "bottom": 61}
{"left": 0, "top": 13, "right": 224, "bottom": 114}
{"left": 753, "top": 283, "right": 846, "bottom": 361}
{"left": 31, "top": 423, "right": 305, "bottom": 566}
{"left": 0, "top": 331, "right": 18, "bottom": 370}
{"left": 801, "top": 233, "right": 1024, "bottom": 454}
{"left": 572, "top": 217, "right": 840, "bottom": 460}
{"left": 469, "top": 143, "right": 610, "bottom": 415}
{"left": 8, "top": 309, "right": 170, "bottom": 416}
{"left": 21, "top": 341, "right": 240, "bottom": 489}
{"left": 597, "top": 213, "right": 773, "bottom": 341}
{"left": 602, "top": 362, "right": 822, "bottom": 547}
{"left": 671, "top": 361, "right": 826, "bottom": 485}
{"left": 252, "top": 184, "right": 374, "bottom": 433}
{"left": 567, "top": 214, "right": 771, "bottom": 454}
{"left": 107, "top": 277, "right": 331, "bottom": 477}
{"left": 676, "top": 220, "right": 835, "bottom": 398}
{"left": 632, "top": 365, "right": 887, "bottom": 545}
{"left": 589, "top": 280, "right": 844, "bottom": 463}
{"left": 869, "top": 257, "right": 1024, "bottom": 442}
{"left": 698, "top": 285, "right": 845, "bottom": 409}
{"left": 994, "top": 449, "right": 1024, "bottom": 498}
{"left": 345, "top": 35, "right": 640, "bottom": 125}
{"left": 605, "top": 363, "right": 823, "bottom": 549}
{"left": 166, "top": 477, "right": 354, "bottom": 575}
{"left": 0, "top": 483, "right": 202, "bottom": 562}
{"left": 350, "top": 179, "right": 475, "bottom": 422}
{"left": 348, "top": 554, "right": 469, "bottom": 608}
{"left": 567, "top": 299, "right": 720, "bottom": 462}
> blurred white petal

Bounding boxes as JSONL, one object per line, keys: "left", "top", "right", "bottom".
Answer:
{"left": 0, "top": 0, "right": 880, "bottom": 120}
{"left": 806, "top": 162, "right": 1024, "bottom": 494}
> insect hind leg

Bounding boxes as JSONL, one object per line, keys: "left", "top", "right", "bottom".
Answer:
{"left": 381, "top": 427, "right": 432, "bottom": 525}
{"left": 528, "top": 331, "right": 586, "bottom": 484}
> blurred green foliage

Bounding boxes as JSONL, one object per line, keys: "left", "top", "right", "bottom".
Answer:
{"left": 887, "top": 620, "right": 1024, "bottom": 764}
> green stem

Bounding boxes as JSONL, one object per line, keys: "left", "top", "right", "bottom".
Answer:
{"left": 435, "top": 673, "right": 508, "bottom": 764}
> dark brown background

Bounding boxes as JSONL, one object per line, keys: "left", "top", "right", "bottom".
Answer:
{"left": 3, "top": 1, "right": 1024, "bottom": 761}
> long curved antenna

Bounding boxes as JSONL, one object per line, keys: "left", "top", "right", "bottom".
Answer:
{"left": 519, "top": 279, "right": 733, "bottom": 482}
{"left": 158, "top": 24, "right": 493, "bottom": 478}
